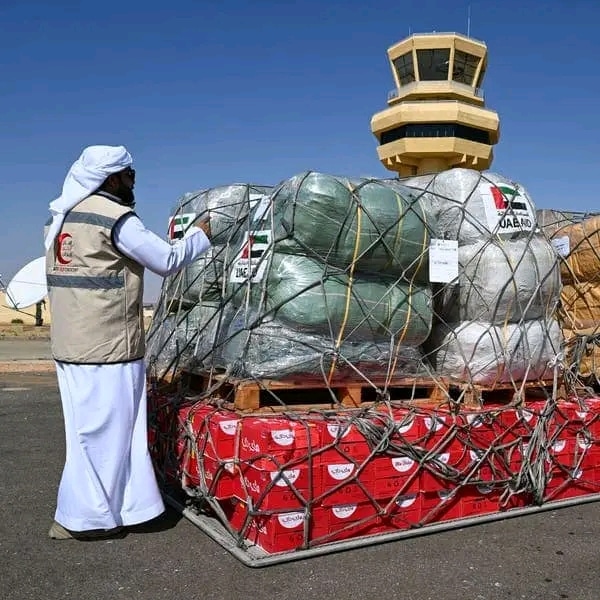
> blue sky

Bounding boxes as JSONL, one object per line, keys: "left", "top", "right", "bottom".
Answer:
{"left": 1, "top": 0, "right": 598, "bottom": 301}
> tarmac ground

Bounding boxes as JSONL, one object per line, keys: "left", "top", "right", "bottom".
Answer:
{"left": 1, "top": 340, "right": 600, "bottom": 599}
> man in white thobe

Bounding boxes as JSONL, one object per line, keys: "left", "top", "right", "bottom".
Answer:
{"left": 44, "top": 145, "right": 211, "bottom": 539}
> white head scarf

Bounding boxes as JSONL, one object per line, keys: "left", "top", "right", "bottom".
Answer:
{"left": 44, "top": 145, "right": 133, "bottom": 250}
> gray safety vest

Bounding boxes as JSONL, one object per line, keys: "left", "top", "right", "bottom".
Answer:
{"left": 44, "top": 193, "right": 145, "bottom": 363}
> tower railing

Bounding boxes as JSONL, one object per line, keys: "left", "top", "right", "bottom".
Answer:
{"left": 387, "top": 83, "right": 485, "bottom": 102}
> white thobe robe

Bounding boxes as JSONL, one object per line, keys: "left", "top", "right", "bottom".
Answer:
{"left": 54, "top": 216, "right": 210, "bottom": 531}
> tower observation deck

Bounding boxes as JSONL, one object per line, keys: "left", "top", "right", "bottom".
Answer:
{"left": 371, "top": 32, "right": 500, "bottom": 176}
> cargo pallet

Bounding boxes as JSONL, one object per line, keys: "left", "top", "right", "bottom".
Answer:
{"left": 149, "top": 387, "right": 600, "bottom": 566}
{"left": 151, "top": 369, "right": 562, "bottom": 411}
{"left": 163, "top": 489, "right": 600, "bottom": 568}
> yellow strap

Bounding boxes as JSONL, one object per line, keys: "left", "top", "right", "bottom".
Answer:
{"left": 329, "top": 183, "right": 362, "bottom": 383}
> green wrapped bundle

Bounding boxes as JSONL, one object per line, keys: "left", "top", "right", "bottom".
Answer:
{"left": 238, "top": 253, "right": 432, "bottom": 345}
{"left": 271, "top": 172, "right": 429, "bottom": 280}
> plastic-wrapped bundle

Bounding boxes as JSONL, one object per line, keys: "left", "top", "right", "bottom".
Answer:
{"left": 402, "top": 168, "right": 537, "bottom": 244}
{"left": 170, "top": 184, "right": 273, "bottom": 245}
{"left": 215, "top": 308, "right": 428, "bottom": 379}
{"left": 426, "top": 319, "right": 562, "bottom": 384}
{"left": 562, "top": 326, "right": 600, "bottom": 381}
{"left": 145, "top": 305, "right": 204, "bottom": 375}
{"left": 270, "top": 172, "right": 429, "bottom": 279}
{"left": 536, "top": 209, "right": 580, "bottom": 239}
{"left": 437, "top": 236, "right": 560, "bottom": 324}
{"left": 231, "top": 252, "right": 432, "bottom": 345}
{"left": 165, "top": 184, "right": 272, "bottom": 306}
{"left": 555, "top": 215, "right": 600, "bottom": 285}
{"left": 146, "top": 302, "right": 229, "bottom": 376}
{"left": 178, "top": 248, "right": 226, "bottom": 303}
{"left": 560, "top": 282, "right": 600, "bottom": 330}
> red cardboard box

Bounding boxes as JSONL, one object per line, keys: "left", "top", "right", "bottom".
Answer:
{"left": 420, "top": 439, "right": 472, "bottom": 492}
{"left": 460, "top": 484, "right": 501, "bottom": 517}
{"left": 420, "top": 488, "right": 463, "bottom": 523}
{"left": 371, "top": 455, "right": 421, "bottom": 499}
{"left": 202, "top": 456, "right": 242, "bottom": 499}
{"left": 182, "top": 403, "right": 241, "bottom": 460}
{"left": 390, "top": 407, "right": 424, "bottom": 442}
{"left": 312, "top": 502, "right": 383, "bottom": 544}
{"left": 544, "top": 465, "right": 600, "bottom": 502}
{"left": 316, "top": 418, "right": 372, "bottom": 465}
{"left": 318, "top": 461, "right": 375, "bottom": 506}
{"left": 228, "top": 501, "right": 307, "bottom": 553}
{"left": 237, "top": 459, "right": 316, "bottom": 510}
{"left": 382, "top": 492, "right": 423, "bottom": 531}
{"left": 238, "top": 417, "right": 320, "bottom": 466}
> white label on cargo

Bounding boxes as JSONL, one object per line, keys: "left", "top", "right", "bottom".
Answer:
{"left": 229, "top": 230, "right": 272, "bottom": 283}
{"left": 428, "top": 239, "right": 458, "bottom": 283}
{"left": 551, "top": 236, "right": 570, "bottom": 257}
{"left": 481, "top": 184, "right": 535, "bottom": 234}
{"left": 249, "top": 194, "right": 271, "bottom": 223}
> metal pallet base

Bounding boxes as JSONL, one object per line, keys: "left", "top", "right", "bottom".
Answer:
{"left": 164, "top": 491, "right": 600, "bottom": 568}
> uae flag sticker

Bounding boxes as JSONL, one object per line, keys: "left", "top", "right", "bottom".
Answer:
{"left": 230, "top": 230, "right": 272, "bottom": 283}
{"left": 167, "top": 213, "right": 197, "bottom": 239}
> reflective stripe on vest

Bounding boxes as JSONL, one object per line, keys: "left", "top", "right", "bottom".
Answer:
{"left": 63, "top": 212, "right": 117, "bottom": 228}
{"left": 47, "top": 274, "right": 125, "bottom": 289}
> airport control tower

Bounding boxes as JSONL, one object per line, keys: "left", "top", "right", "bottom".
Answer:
{"left": 371, "top": 32, "right": 500, "bottom": 176}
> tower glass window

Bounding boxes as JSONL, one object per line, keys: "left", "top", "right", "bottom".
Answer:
{"left": 453, "top": 50, "right": 479, "bottom": 85}
{"left": 392, "top": 52, "right": 415, "bottom": 85}
{"left": 475, "top": 62, "right": 486, "bottom": 89}
{"left": 416, "top": 48, "right": 450, "bottom": 81}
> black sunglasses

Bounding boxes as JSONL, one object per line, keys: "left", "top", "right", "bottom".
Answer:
{"left": 121, "top": 167, "right": 136, "bottom": 181}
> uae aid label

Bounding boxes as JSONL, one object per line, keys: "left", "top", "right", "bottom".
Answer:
{"left": 481, "top": 184, "right": 535, "bottom": 234}
{"left": 229, "top": 230, "right": 272, "bottom": 283}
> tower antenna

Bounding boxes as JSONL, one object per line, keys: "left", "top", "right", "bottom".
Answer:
{"left": 467, "top": 4, "right": 472, "bottom": 37}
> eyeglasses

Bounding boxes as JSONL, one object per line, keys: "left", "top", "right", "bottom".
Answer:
{"left": 121, "top": 167, "right": 136, "bottom": 181}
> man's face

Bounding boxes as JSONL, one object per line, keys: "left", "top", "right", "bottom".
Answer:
{"left": 107, "top": 167, "right": 136, "bottom": 205}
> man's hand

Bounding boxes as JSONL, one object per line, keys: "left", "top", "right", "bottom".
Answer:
{"left": 195, "top": 217, "right": 211, "bottom": 238}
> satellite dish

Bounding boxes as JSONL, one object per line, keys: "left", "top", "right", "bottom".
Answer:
{"left": 4, "top": 257, "right": 47, "bottom": 309}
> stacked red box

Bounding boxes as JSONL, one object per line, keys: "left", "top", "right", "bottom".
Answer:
{"left": 420, "top": 488, "right": 463, "bottom": 523}
{"left": 456, "top": 407, "right": 524, "bottom": 487}
{"left": 579, "top": 397, "right": 600, "bottom": 445}
{"left": 177, "top": 402, "right": 242, "bottom": 497}
{"left": 370, "top": 455, "right": 421, "bottom": 499}
{"left": 161, "top": 395, "right": 600, "bottom": 555}
{"left": 317, "top": 460, "right": 375, "bottom": 506}
{"left": 238, "top": 459, "right": 313, "bottom": 510}
{"left": 237, "top": 416, "right": 320, "bottom": 464}
{"left": 311, "top": 502, "right": 384, "bottom": 544}
{"left": 201, "top": 456, "right": 242, "bottom": 499}
{"left": 415, "top": 408, "right": 467, "bottom": 494}
{"left": 315, "top": 418, "right": 372, "bottom": 466}
{"left": 460, "top": 484, "right": 503, "bottom": 517}
{"left": 182, "top": 403, "right": 241, "bottom": 459}
{"left": 495, "top": 402, "right": 546, "bottom": 441}
{"left": 380, "top": 492, "right": 423, "bottom": 531}
{"left": 228, "top": 500, "right": 307, "bottom": 553}
{"left": 544, "top": 402, "right": 600, "bottom": 502}
{"left": 235, "top": 416, "right": 321, "bottom": 509}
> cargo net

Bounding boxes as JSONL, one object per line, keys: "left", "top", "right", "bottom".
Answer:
{"left": 148, "top": 392, "right": 600, "bottom": 554}
{"left": 537, "top": 208, "right": 600, "bottom": 391}
{"left": 144, "top": 169, "right": 600, "bottom": 554}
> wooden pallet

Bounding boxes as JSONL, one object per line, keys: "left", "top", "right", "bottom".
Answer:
{"left": 180, "top": 371, "right": 449, "bottom": 411}
{"left": 447, "top": 379, "right": 564, "bottom": 408}
{"left": 151, "top": 369, "right": 566, "bottom": 412}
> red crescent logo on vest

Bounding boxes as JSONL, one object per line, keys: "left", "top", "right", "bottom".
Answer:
{"left": 56, "top": 232, "right": 73, "bottom": 265}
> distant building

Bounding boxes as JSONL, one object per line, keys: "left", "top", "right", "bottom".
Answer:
{"left": 0, "top": 291, "right": 51, "bottom": 325}
{"left": 371, "top": 32, "right": 500, "bottom": 176}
